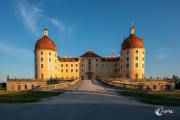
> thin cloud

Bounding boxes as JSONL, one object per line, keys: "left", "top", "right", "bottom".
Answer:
{"left": 50, "top": 18, "right": 66, "bottom": 32}
{"left": 0, "top": 42, "right": 33, "bottom": 59}
{"left": 16, "top": 0, "right": 74, "bottom": 39}
{"left": 155, "top": 53, "right": 168, "bottom": 59}
{"left": 17, "top": 0, "right": 42, "bottom": 36}
{"left": 155, "top": 48, "right": 168, "bottom": 59}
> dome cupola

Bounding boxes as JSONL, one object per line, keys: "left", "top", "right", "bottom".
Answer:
{"left": 35, "top": 28, "right": 56, "bottom": 51}
{"left": 121, "top": 24, "right": 144, "bottom": 50}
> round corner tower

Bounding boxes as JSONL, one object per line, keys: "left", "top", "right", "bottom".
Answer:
{"left": 120, "top": 25, "right": 145, "bottom": 80}
{"left": 34, "top": 28, "right": 58, "bottom": 80}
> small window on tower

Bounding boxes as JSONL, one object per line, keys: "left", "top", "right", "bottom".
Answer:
{"left": 41, "top": 52, "right": 43, "bottom": 55}
{"left": 136, "top": 56, "right": 138, "bottom": 60}
{"left": 135, "top": 63, "right": 138, "bottom": 68}
{"left": 49, "top": 52, "right": 51, "bottom": 56}
{"left": 41, "top": 64, "right": 43, "bottom": 69}
{"left": 127, "top": 51, "right": 129, "bottom": 55}
{"left": 41, "top": 58, "right": 43, "bottom": 61}
{"left": 136, "top": 50, "right": 138, "bottom": 54}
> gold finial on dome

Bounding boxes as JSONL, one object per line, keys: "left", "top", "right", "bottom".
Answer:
{"left": 88, "top": 48, "right": 92, "bottom": 51}
{"left": 130, "top": 23, "right": 135, "bottom": 35}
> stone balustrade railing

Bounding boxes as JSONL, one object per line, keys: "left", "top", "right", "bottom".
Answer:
{"left": 39, "top": 79, "right": 80, "bottom": 91}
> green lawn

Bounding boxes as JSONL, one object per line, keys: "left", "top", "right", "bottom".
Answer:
{"left": 117, "top": 90, "right": 180, "bottom": 106}
{"left": 0, "top": 90, "right": 63, "bottom": 103}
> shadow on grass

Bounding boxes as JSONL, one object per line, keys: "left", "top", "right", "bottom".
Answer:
{"left": 0, "top": 90, "right": 63, "bottom": 103}
{"left": 117, "top": 91, "right": 180, "bottom": 106}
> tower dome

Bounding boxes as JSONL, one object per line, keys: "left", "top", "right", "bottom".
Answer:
{"left": 121, "top": 25, "right": 144, "bottom": 50}
{"left": 35, "top": 28, "right": 56, "bottom": 51}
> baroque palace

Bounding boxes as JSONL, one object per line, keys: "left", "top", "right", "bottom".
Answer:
{"left": 35, "top": 25, "right": 144, "bottom": 80}
{"left": 7, "top": 25, "right": 175, "bottom": 91}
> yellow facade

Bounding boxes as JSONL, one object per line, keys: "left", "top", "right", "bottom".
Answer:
{"left": 35, "top": 26, "right": 145, "bottom": 81}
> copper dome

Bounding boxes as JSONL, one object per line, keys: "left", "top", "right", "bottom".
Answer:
{"left": 121, "top": 25, "right": 144, "bottom": 50}
{"left": 35, "top": 29, "right": 56, "bottom": 51}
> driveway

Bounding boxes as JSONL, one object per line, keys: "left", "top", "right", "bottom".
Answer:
{"left": 0, "top": 80, "right": 180, "bottom": 120}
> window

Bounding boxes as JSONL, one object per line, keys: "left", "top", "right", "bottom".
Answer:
{"left": 136, "top": 50, "right": 138, "bottom": 54}
{"left": 76, "top": 64, "right": 78, "bottom": 67}
{"left": 153, "top": 85, "right": 156, "bottom": 89}
{"left": 41, "top": 52, "right": 43, "bottom": 55}
{"left": 66, "top": 69, "right": 68, "bottom": 72}
{"left": 127, "top": 51, "right": 129, "bottom": 55}
{"left": 41, "top": 74, "right": 44, "bottom": 80}
{"left": 24, "top": 85, "right": 27, "bottom": 89}
{"left": 49, "top": 52, "right": 51, "bottom": 56}
{"left": 136, "top": 56, "right": 138, "bottom": 60}
{"left": 61, "top": 69, "right": 63, "bottom": 73}
{"left": 41, "top": 58, "right": 43, "bottom": 61}
{"left": 76, "top": 69, "right": 78, "bottom": 72}
{"left": 135, "top": 73, "right": 138, "bottom": 80}
{"left": 41, "top": 64, "right": 43, "bottom": 69}
{"left": 96, "top": 59, "right": 98, "bottom": 62}
{"left": 135, "top": 63, "right": 138, "bottom": 68}
{"left": 88, "top": 59, "right": 91, "bottom": 64}
{"left": 71, "top": 69, "right": 73, "bottom": 72}
{"left": 61, "top": 64, "right": 63, "bottom": 67}
{"left": 126, "top": 64, "right": 129, "bottom": 69}
{"left": 126, "top": 57, "right": 129, "bottom": 61}
{"left": 66, "top": 64, "right": 68, "bottom": 67}
{"left": 71, "top": 64, "right": 73, "bottom": 67}
{"left": 142, "top": 57, "right": 144, "bottom": 61}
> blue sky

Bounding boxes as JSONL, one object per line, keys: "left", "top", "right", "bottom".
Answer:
{"left": 0, "top": 0, "right": 180, "bottom": 81}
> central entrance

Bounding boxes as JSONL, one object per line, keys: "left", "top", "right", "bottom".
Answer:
{"left": 86, "top": 72, "right": 93, "bottom": 80}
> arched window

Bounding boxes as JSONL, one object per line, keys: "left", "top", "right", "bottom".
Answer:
{"left": 41, "top": 74, "right": 44, "bottom": 80}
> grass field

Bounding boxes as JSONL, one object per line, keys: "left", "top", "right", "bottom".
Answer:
{"left": 117, "top": 90, "right": 180, "bottom": 106}
{"left": 0, "top": 90, "right": 63, "bottom": 103}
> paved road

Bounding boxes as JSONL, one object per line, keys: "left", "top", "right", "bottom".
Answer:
{"left": 0, "top": 80, "right": 180, "bottom": 120}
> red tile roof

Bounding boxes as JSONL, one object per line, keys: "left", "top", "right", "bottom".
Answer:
{"left": 121, "top": 34, "right": 144, "bottom": 50}
{"left": 35, "top": 36, "right": 56, "bottom": 51}
{"left": 58, "top": 57, "right": 79, "bottom": 62}
{"left": 80, "top": 50, "right": 101, "bottom": 57}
